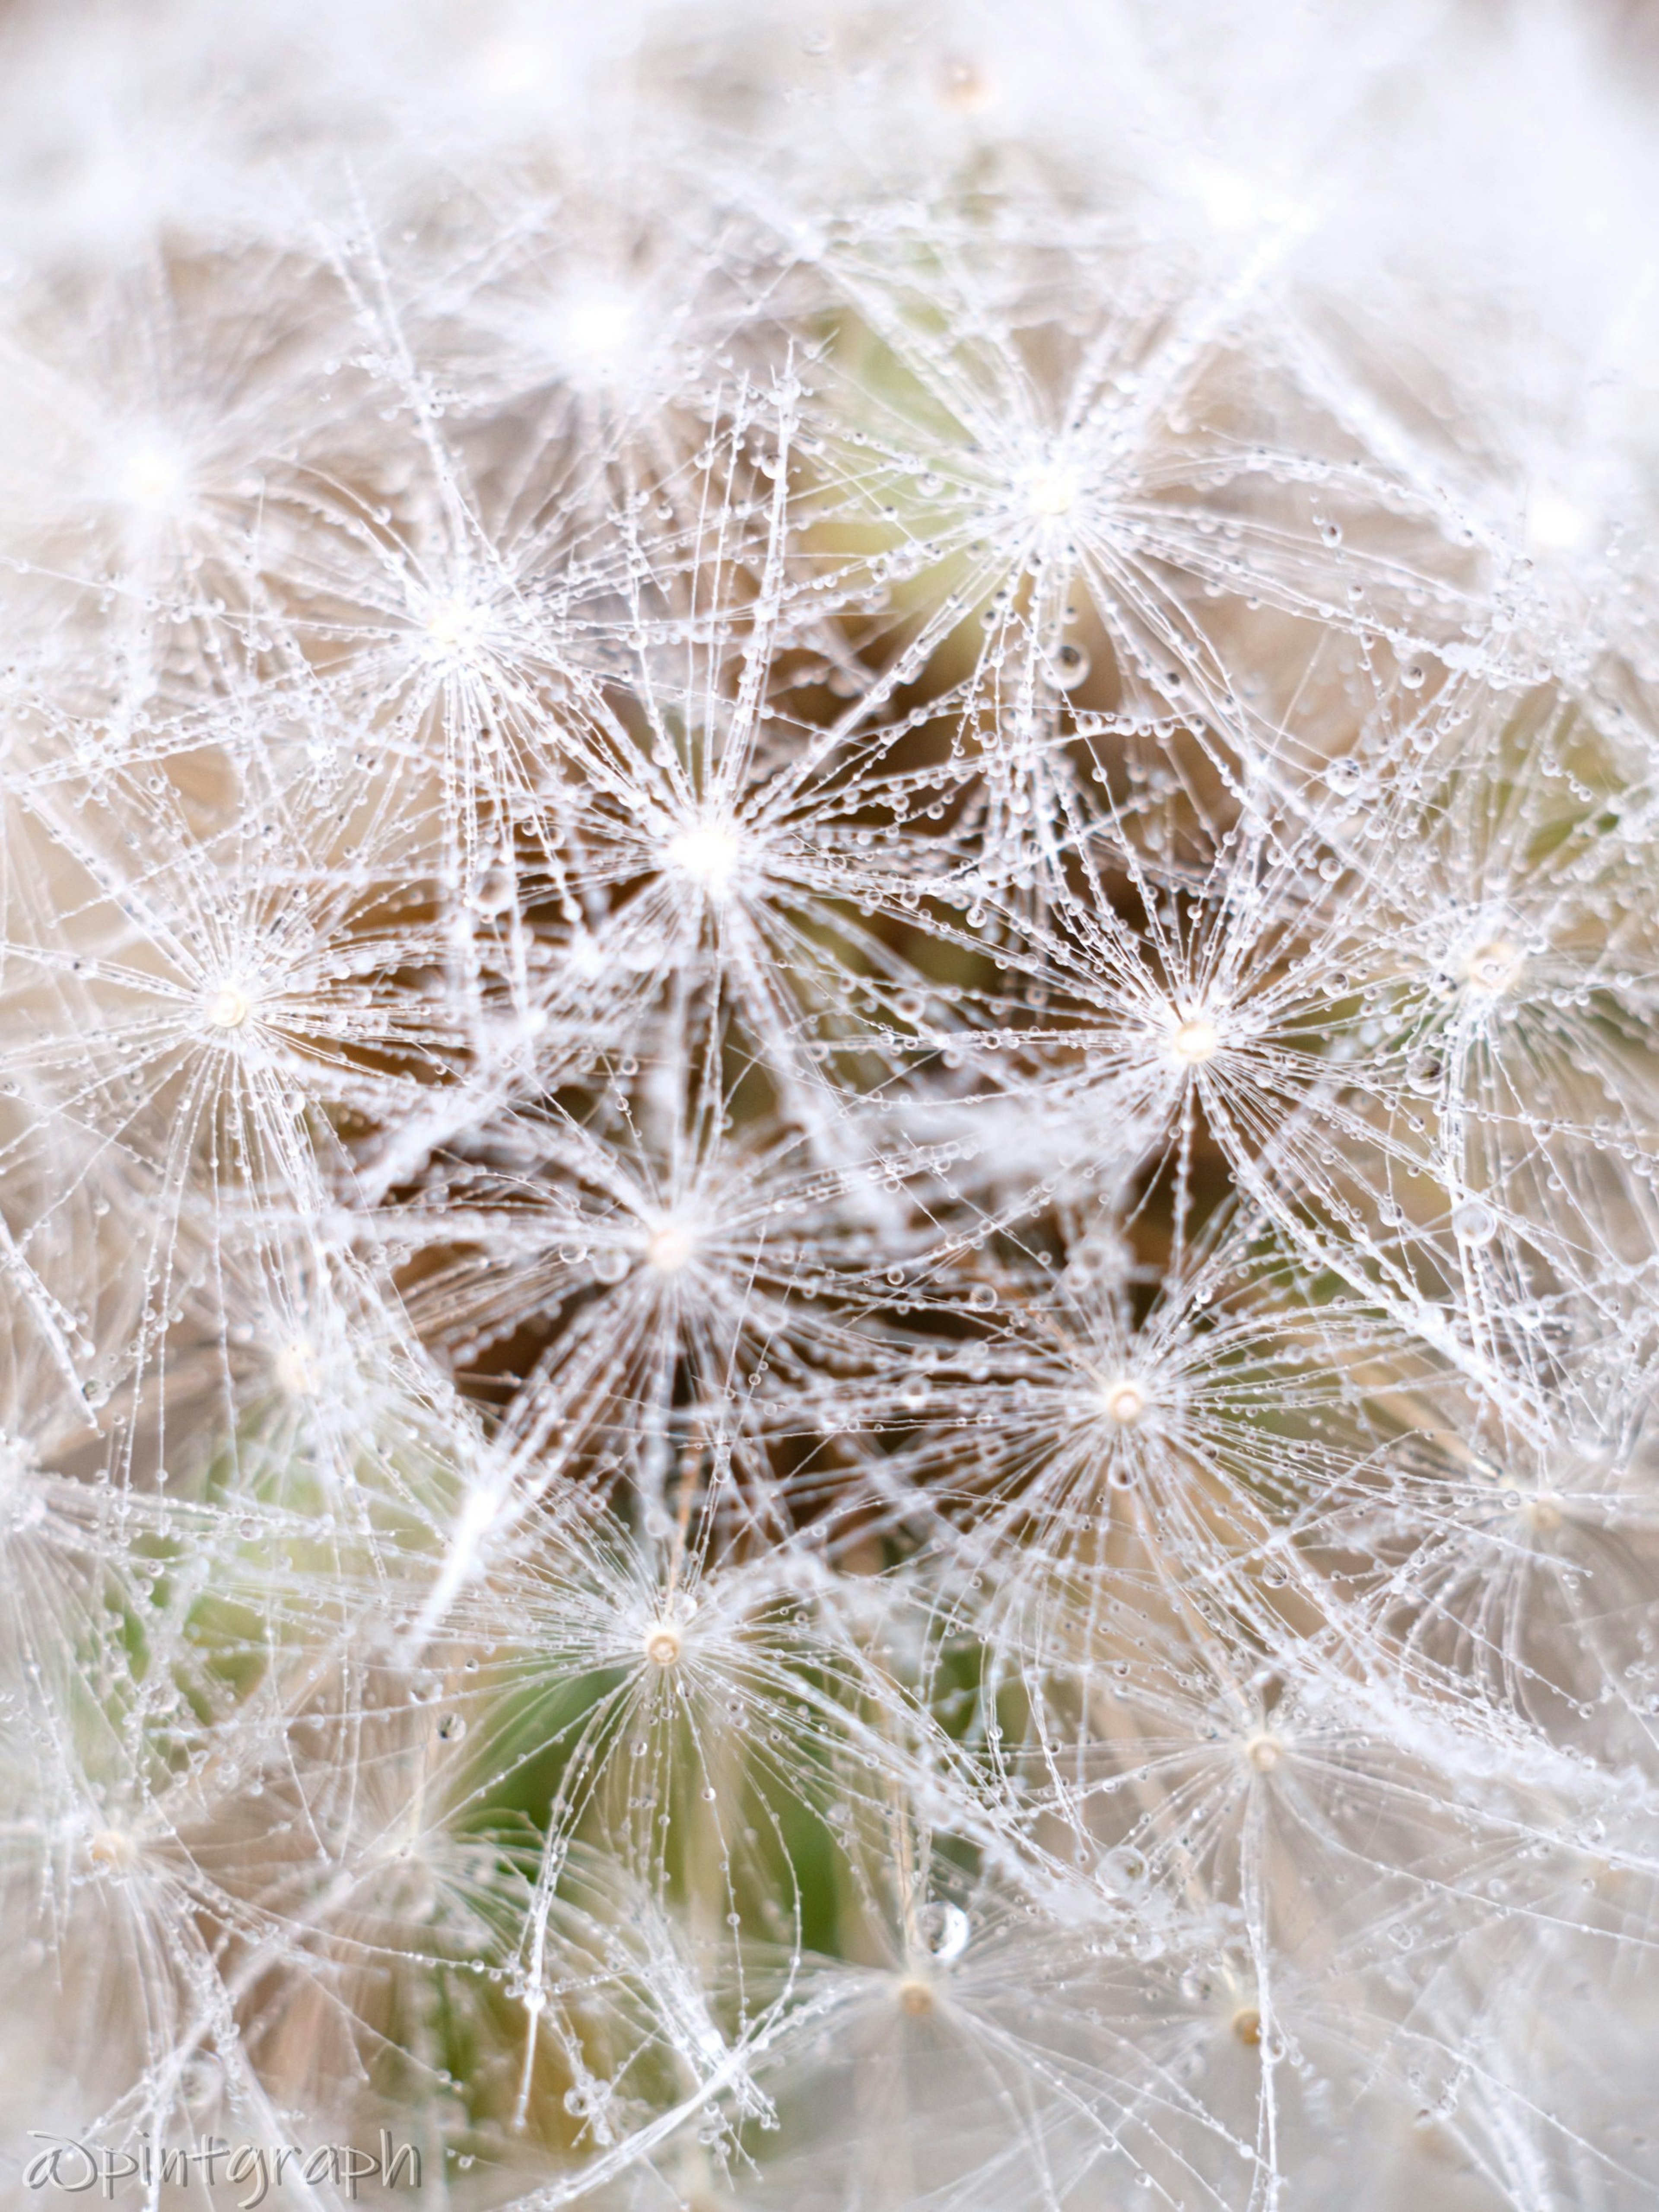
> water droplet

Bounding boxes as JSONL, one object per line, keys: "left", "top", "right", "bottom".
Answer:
{"left": 1101, "top": 1846, "right": 1147, "bottom": 1894}
{"left": 1048, "top": 642, "right": 1090, "bottom": 690}
{"left": 1406, "top": 1051, "right": 1443, "bottom": 1095}
{"left": 917, "top": 1901, "right": 970, "bottom": 1961}
{"left": 1452, "top": 1199, "right": 1496, "bottom": 1245}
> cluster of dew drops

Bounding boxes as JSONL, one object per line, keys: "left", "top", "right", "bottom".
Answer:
{"left": 3, "top": 6, "right": 1659, "bottom": 2210}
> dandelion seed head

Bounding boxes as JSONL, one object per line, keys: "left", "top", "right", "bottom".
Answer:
{"left": 1461, "top": 938, "right": 1524, "bottom": 996}
{"left": 1024, "top": 462, "right": 1082, "bottom": 521}
{"left": 1102, "top": 1379, "right": 1147, "bottom": 1427}
{"left": 938, "top": 56, "right": 992, "bottom": 113}
{"left": 1168, "top": 1014, "right": 1221, "bottom": 1065}
{"left": 421, "top": 594, "right": 492, "bottom": 664}
{"left": 1526, "top": 483, "right": 1595, "bottom": 554}
{"left": 566, "top": 934, "right": 607, "bottom": 979}
{"left": 115, "top": 436, "right": 189, "bottom": 516}
{"left": 465, "top": 29, "right": 562, "bottom": 106}
{"left": 540, "top": 279, "right": 647, "bottom": 388}
{"left": 643, "top": 1215, "right": 701, "bottom": 1274}
{"left": 204, "top": 982, "right": 255, "bottom": 1031}
{"left": 272, "top": 1338, "right": 317, "bottom": 1397}
{"left": 86, "top": 1828, "right": 138, "bottom": 1872}
{"left": 664, "top": 817, "right": 744, "bottom": 899}
{"left": 1244, "top": 1732, "right": 1284, "bottom": 1773}
{"left": 3, "top": 6, "right": 1655, "bottom": 2196}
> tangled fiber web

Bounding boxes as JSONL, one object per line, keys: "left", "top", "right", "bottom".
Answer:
{"left": 3, "top": 1, "right": 1659, "bottom": 2206}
